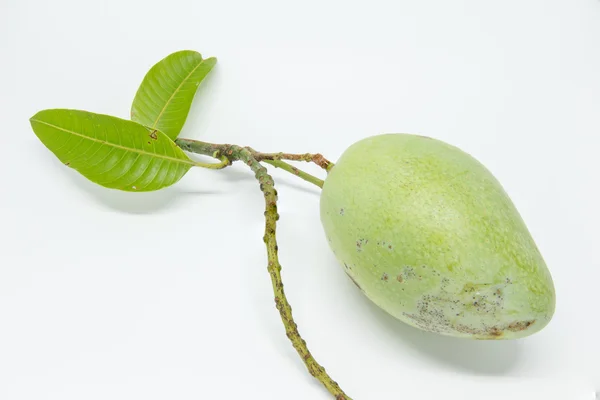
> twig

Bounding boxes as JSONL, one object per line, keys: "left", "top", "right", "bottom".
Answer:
{"left": 175, "top": 138, "right": 351, "bottom": 399}
{"left": 252, "top": 150, "right": 335, "bottom": 172}
{"left": 262, "top": 159, "right": 324, "bottom": 188}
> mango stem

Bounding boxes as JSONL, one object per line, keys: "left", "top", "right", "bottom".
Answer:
{"left": 175, "top": 138, "right": 351, "bottom": 400}
{"left": 262, "top": 159, "right": 324, "bottom": 188}
{"left": 252, "top": 150, "right": 335, "bottom": 171}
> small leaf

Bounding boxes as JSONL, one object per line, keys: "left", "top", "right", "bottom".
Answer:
{"left": 131, "top": 50, "right": 217, "bottom": 140}
{"left": 30, "top": 109, "right": 195, "bottom": 192}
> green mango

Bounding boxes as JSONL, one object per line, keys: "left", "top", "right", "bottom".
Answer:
{"left": 320, "top": 134, "right": 555, "bottom": 339}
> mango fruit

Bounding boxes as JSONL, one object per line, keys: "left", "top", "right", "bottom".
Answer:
{"left": 320, "top": 134, "right": 555, "bottom": 339}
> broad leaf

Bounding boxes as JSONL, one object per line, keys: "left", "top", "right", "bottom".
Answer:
{"left": 30, "top": 109, "right": 195, "bottom": 192}
{"left": 131, "top": 50, "right": 216, "bottom": 140}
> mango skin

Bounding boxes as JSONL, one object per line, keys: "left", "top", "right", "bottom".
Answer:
{"left": 320, "top": 134, "right": 555, "bottom": 340}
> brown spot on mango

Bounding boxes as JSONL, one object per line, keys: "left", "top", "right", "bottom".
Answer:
{"left": 508, "top": 320, "right": 535, "bottom": 332}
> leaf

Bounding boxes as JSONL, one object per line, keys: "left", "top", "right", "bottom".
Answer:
{"left": 130, "top": 50, "right": 217, "bottom": 140}
{"left": 30, "top": 109, "right": 196, "bottom": 192}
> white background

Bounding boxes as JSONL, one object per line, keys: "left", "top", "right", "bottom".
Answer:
{"left": 1, "top": 0, "right": 599, "bottom": 399}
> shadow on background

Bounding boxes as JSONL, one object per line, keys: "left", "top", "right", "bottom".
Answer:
{"left": 64, "top": 170, "right": 221, "bottom": 214}
{"left": 64, "top": 160, "right": 321, "bottom": 214}
{"left": 352, "top": 277, "right": 521, "bottom": 375}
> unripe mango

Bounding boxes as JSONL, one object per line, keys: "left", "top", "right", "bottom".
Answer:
{"left": 320, "top": 134, "right": 555, "bottom": 339}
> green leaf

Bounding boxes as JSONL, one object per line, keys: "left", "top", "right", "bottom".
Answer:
{"left": 30, "top": 109, "right": 196, "bottom": 192}
{"left": 131, "top": 50, "right": 217, "bottom": 140}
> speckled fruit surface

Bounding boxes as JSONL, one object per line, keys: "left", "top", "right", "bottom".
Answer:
{"left": 320, "top": 134, "right": 555, "bottom": 339}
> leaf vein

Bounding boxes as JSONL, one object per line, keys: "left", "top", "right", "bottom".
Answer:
{"left": 150, "top": 58, "right": 207, "bottom": 129}
{"left": 30, "top": 119, "right": 194, "bottom": 166}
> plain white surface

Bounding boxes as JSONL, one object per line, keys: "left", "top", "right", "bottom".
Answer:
{"left": 1, "top": 0, "right": 599, "bottom": 399}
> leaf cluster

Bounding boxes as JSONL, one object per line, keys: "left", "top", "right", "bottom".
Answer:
{"left": 30, "top": 51, "right": 216, "bottom": 192}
